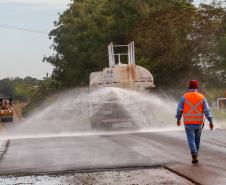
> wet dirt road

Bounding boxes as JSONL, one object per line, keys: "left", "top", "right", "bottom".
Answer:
{"left": 0, "top": 120, "right": 226, "bottom": 185}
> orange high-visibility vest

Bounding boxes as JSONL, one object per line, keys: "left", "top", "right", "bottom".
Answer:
{"left": 183, "top": 92, "right": 204, "bottom": 124}
{"left": 4, "top": 105, "right": 8, "bottom": 110}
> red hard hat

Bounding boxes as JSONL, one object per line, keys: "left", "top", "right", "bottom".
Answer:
{"left": 189, "top": 80, "right": 198, "bottom": 89}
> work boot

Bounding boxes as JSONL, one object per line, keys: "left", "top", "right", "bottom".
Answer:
{"left": 192, "top": 155, "right": 198, "bottom": 163}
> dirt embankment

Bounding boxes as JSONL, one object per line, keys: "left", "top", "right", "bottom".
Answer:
{"left": 12, "top": 102, "right": 28, "bottom": 121}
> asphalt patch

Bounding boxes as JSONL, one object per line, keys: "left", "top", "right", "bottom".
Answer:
{"left": 0, "top": 167, "right": 195, "bottom": 185}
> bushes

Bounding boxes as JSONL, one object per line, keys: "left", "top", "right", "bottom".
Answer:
{"left": 0, "top": 77, "right": 42, "bottom": 101}
{"left": 21, "top": 78, "right": 61, "bottom": 117}
{"left": 203, "top": 87, "right": 226, "bottom": 106}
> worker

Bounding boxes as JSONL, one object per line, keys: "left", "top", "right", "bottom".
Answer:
{"left": 4, "top": 102, "right": 9, "bottom": 110}
{"left": 175, "top": 80, "right": 214, "bottom": 163}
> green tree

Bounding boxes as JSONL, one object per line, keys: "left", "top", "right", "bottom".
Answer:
{"left": 128, "top": 2, "right": 226, "bottom": 89}
{"left": 13, "top": 86, "right": 30, "bottom": 101}
{"left": 0, "top": 78, "right": 14, "bottom": 97}
{"left": 0, "top": 77, "right": 42, "bottom": 101}
{"left": 44, "top": 0, "right": 183, "bottom": 87}
{"left": 21, "top": 78, "right": 61, "bottom": 117}
{"left": 24, "top": 76, "right": 42, "bottom": 86}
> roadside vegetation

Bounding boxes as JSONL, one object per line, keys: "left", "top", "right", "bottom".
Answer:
{"left": 0, "top": 76, "right": 42, "bottom": 101}
{"left": 0, "top": 77, "right": 61, "bottom": 118}
{"left": 212, "top": 110, "right": 226, "bottom": 120}
{"left": 21, "top": 78, "right": 61, "bottom": 118}
{"left": 44, "top": 0, "right": 226, "bottom": 93}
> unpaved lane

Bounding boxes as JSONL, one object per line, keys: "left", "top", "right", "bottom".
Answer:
{"left": 12, "top": 105, "right": 20, "bottom": 122}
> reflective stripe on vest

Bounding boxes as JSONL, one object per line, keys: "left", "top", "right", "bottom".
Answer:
{"left": 183, "top": 92, "right": 204, "bottom": 124}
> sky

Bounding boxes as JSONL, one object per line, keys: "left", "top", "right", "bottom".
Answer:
{"left": 0, "top": 0, "right": 71, "bottom": 80}
{"left": 0, "top": 0, "right": 223, "bottom": 80}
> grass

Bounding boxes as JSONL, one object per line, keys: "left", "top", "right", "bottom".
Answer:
{"left": 211, "top": 109, "right": 226, "bottom": 120}
{"left": 16, "top": 104, "right": 23, "bottom": 117}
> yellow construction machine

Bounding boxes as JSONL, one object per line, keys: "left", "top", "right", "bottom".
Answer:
{"left": 0, "top": 97, "right": 13, "bottom": 122}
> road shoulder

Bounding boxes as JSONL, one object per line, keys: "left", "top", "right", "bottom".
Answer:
{"left": 0, "top": 125, "right": 8, "bottom": 159}
{"left": 12, "top": 103, "right": 27, "bottom": 121}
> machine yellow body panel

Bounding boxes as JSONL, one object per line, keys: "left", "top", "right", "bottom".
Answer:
{"left": 0, "top": 97, "right": 13, "bottom": 122}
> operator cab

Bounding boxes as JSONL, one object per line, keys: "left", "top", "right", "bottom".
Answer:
{"left": 0, "top": 97, "right": 13, "bottom": 110}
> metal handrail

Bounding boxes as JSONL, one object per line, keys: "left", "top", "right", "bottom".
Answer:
{"left": 108, "top": 42, "right": 135, "bottom": 67}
